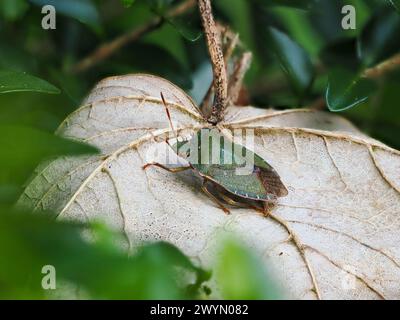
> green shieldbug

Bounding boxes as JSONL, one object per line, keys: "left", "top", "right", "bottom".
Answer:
{"left": 143, "top": 93, "right": 288, "bottom": 215}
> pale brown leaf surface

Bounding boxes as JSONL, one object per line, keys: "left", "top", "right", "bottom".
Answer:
{"left": 19, "top": 74, "right": 400, "bottom": 299}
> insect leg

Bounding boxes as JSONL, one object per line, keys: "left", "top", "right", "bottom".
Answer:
{"left": 218, "top": 192, "right": 246, "bottom": 208}
{"left": 206, "top": 181, "right": 271, "bottom": 216}
{"left": 201, "top": 179, "right": 231, "bottom": 215}
{"left": 142, "top": 162, "right": 191, "bottom": 173}
{"left": 262, "top": 201, "right": 277, "bottom": 217}
{"left": 221, "top": 192, "right": 269, "bottom": 216}
{"left": 220, "top": 191, "right": 272, "bottom": 217}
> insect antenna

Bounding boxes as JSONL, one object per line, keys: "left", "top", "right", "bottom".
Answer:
{"left": 160, "top": 92, "right": 178, "bottom": 143}
{"left": 160, "top": 92, "right": 184, "bottom": 165}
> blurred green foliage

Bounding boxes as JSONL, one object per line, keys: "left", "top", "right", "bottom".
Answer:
{"left": 0, "top": 0, "right": 399, "bottom": 299}
{"left": 267, "top": 26, "right": 315, "bottom": 102}
{"left": 0, "top": 70, "right": 60, "bottom": 93}
{"left": 388, "top": 0, "right": 400, "bottom": 13}
{"left": 0, "top": 125, "right": 98, "bottom": 203}
{"left": 326, "top": 67, "right": 376, "bottom": 111}
{"left": 216, "top": 238, "right": 281, "bottom": 299}
{"left": 0, "top": 206, "right": 209, "bottom": 299}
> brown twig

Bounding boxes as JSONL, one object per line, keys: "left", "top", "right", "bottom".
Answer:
{"left": 220, "top": 24, "right": 240, "bottom": 65}
{"left": 198, "top": 0, "right": 228, "bottom": 125}
{"left": 200, "top": 23, "right": 240, "bottom": 115}
{"left": 227, "top": 52, "right": 252, "bottom": 106}
{"left": 363, "top": 53, "right": 400, "bottom": 79}
{"left": 71, "top": 0, "right": 196, "bottom": 73}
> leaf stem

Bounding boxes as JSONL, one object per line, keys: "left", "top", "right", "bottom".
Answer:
{"left": 71, "top": 0, "right": 196, "bottom": 74}
{"left": 198, "top": 0, "right": 228, "bottom": 125}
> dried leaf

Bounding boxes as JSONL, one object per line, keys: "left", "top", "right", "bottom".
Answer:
{"left": 18, "top": 74, "right": 400, "bottom": 299}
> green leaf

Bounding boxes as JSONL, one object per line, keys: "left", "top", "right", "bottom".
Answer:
{"left": 215, "top": 238, "right": 281, "bottom": 300}
{"left": 146, "top": 0, "right": 174, "bottom": 15}
{"left": 167, "top": 16, "right": 202, "bottom": 42}
{"left": 326, "top": 68, "right": 376, "bottom": 112}
{"left": 323, "top": 8, "right": 398, "bottom": 113}
{"left": 358, "top": 9, "right": 400, "bottom": 67}
{"left": 254, "top": 0, "right": 317, "bottom": 10}
{"left": 30, "top": 0, "right": 100, "bottom": 27}
{"left": 0, "top": 71, "right": 60, "bottom": 94}
{"left": 344, "top": 75, "right": 400, "bottom": 149}
{"left": 0, "top": 0, "right": 29, "bottom": 21}
{"left": 144, "top": 0, "right": 201, "bottom": 41}
{"left": 0, "top": 207, "right": 208, "bottom": 299}
{"left": 121, "top": 0, "right": 135, "bottom": 8}
{"left": 308, "top": 0, "right": 346, "bottom": 42}
{"left": 48, "top": 68, "right": 88, "bottom": 104}
{"left": 271, "top": 6, "right": 323, "bottom": 56}
{"left": 0, "top": 92, "right": 72, "bottom": 132}
{"left": 0, "top": 125, "right": 98, "bottom": 201}
{"left": 268, "top": 27, "right": 314, "bottom": 98}
{"left": 387, "top": 0, "right": 400, "bottom": 13}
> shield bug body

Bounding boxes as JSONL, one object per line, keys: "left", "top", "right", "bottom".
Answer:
{"left": 143, "top": 94, "right": 288, "bottom": 215}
